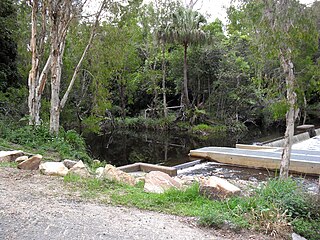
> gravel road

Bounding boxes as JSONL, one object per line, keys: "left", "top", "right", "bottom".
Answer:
{"left": 0, "top": 167, "right": 276, "bottom": 240}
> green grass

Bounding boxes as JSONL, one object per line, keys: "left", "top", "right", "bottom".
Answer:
{"left": 0, "top": 161, "right": 17, "bottom": 167}
{"left": 63, "top": 175, "right": 320, "bottom": 239}
{"left": 0, "top": 121, "right": 91, "bottom": 162}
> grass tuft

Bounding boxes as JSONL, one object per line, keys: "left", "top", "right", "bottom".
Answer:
{"left": 0, "top": 161, "right": 18, "bottom": 168}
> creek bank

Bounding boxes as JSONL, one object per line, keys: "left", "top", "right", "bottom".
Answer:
{"left": 0, "top": 150, "right": 242, "bottom": 198}
{"left": 1, "top": 149, "right": 318, "bottom": 239}
{"left": 1, "top": 149, "right": 318, "bottom": 196}
{"left": 2, "top": 167, "right": 264, "bottom": 240}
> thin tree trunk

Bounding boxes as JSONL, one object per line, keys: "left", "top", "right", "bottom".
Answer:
{"left": 183, "top": 44, "right": 190, "bottom": 107}
{"left": 34, "top": 55, "right": 52, "bottom": 125}
{"left": 303, "top": 94, "right": 307, "bottom": 125}
{"left": 162, "top": 45, "right": 168, "bottom": 118}
{"left": 280, "top": 49, "right": 296, "bottom": 179}
{"left": 119, "top": 80, "right": 126, "bottom": 119}
{"left": 197, "top": 75, "right": 200, "bottom": 107}
{"left": 28, "top": 0, "right": 39, "bottom": 126}
{"left": 152, "top": 61, "right": 158, "bottom": 110}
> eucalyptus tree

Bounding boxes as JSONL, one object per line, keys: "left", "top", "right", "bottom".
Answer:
{"left": 27, "top": 0, "right": 106, "bottom": 133}
{"left": 28, "top": 0, "right": 49, "bottom": 126}
{"left": 166, "top": 6, "right": 207, "bottom": 108}
{"left": 233, "top": 0, "right": 318, "bottom": 178}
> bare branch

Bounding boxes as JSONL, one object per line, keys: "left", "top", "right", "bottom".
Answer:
{"left": 36, "top": 55, "right": 52, "bottom": 95}
{"left": 60, "top": 0, "right": 106, "bottom": 110}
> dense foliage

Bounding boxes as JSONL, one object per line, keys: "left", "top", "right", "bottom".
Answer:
{"left": 0, "top": 0, "right": 318, "bottom": 133}
{"left": 0, "top": 0, "right": 319, "bottom": 237}
{"left": 0, "top": 121, "right": 90, "bottom": 161}
{"left": 0, "top": 0, "right": 20, "bottom": 90}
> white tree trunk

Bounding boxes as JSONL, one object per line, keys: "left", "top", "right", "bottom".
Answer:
{"left": 48, "top": 0, "right": 105, "bottom": 134}
{"left": 280, "top": 49, "right": 296, "bottom": 179}
{"left": 162, "top": 45, "right": 168, "bottom": 118}
{"left": 49, "top": 21, "right": 62, "bottom": 134}
{"left": 28, "top": 0, "right": 50, "bottom": 126}
{"left": 28, "top": 0, "right": 39, "bottom": 125}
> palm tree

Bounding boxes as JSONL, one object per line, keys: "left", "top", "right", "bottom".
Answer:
{"left": 167, "top": 6, "right": 207, "bottom": 108}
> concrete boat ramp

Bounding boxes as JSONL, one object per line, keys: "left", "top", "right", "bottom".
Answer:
{"left": 189, "top": 146, "right": 320, "bottom": 175}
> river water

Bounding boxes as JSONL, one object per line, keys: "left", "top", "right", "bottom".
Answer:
{"left": 85, "top": 128, "right": 277, "bottom": 167}
{"left": 85, "top": 128, "right": 319, "bottom": 192}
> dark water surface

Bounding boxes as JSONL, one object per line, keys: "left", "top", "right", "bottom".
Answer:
{"left": 85, "top": 128, "right": 319, "bottom": 189}
{"left": 85, "top": 129, "right": 272, "bottom": 167}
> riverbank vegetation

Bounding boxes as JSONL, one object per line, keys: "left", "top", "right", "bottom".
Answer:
{"left": 0, "top": 121, "right": 90, "bottom": 161}
{"left": 1, "top": 0, "right": 319, "bottom": 138}
{"left": 0, "top": 0, "right": 320, "bottom": 237}
{"left": 64, "top": 174, "right": 320, "bottom": 239}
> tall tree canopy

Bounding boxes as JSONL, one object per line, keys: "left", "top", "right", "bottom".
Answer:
{"left": 0, "top": 0, "right": 19, "bottom": 91}
{"left": 1, "top": 0, "right": 318, "bottom": 151}
{"left": 231, "top": 0, "right": 318, "bottom": 178}
{"left": 166, "top": 6, "right": 207, "bottom": 108}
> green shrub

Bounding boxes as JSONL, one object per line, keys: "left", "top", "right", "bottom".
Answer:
{"left": 292, "top": 218, "right": 320, "bottom": 240}
{"left": 0, "top": 122, "right": 91, "bottom": 162}
{"left": 269, "top": 100, "right": 289, "bottom": 121}
{"left": 199, "top": 178, "right": 320, "bottom": 238}
{"left": 191, "top": 124, "right": 228, "bottom": 135}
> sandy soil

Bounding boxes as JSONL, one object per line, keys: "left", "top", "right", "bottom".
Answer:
{"left": 0, "top": 167, "right": 281, "bottom": 240}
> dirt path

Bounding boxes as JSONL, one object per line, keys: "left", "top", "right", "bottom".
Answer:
{"left": 0, "top": 168, "right": 277, "bottom": 240}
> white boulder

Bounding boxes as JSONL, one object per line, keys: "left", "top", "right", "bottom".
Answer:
{"left": 0, "top": 150, "right": 24, "bottom": 162}
{"left": 95, "top": 167, "right": 104, "bottom": 178}
{"left": 69, "top": 160, "right": 91, "bottom": 178}
{"left": 199, "top": 176, "right": 241, "bottom": 200}
{"left": 39, "top": 162, "right": 69, "bottom": 177}
{"left": 292, "top": 233, "right": 307, "bottom": 240}
{"left": 144, "top": 171, "right": 182, "bottom": 194}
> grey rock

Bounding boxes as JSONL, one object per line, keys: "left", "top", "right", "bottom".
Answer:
{"left": 69, "top": 160, "right": 91, "bottom": 178}
{"left": 102, "top": 164, "right": 136, "bottom": 186}
{"left": 95, "top": 167, "right": 104, "bottom": 178}
{"left": 0, "top": 150, "right": 24, "bottom": 162}
{"left": 63, "top": 159, "right": 78, "bottom": 169}
{"left": 199, "top": 176, "right": 241, "bottom": 200}
{"left": 292, "top": 233, "right": 307, "bottom": 240}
